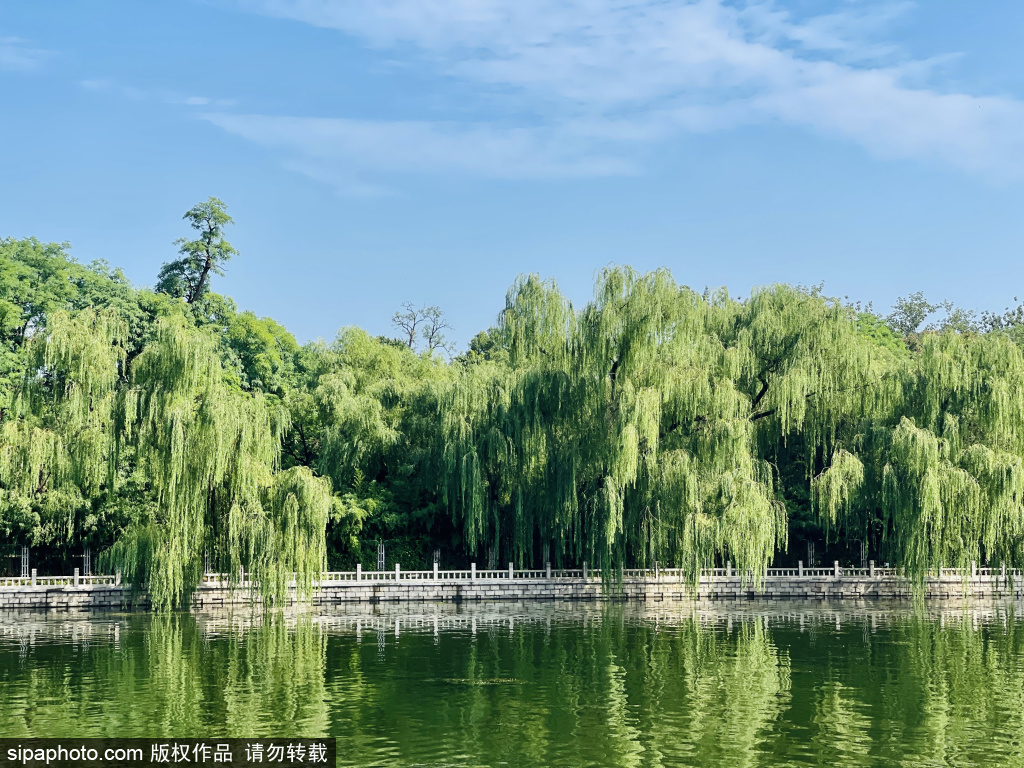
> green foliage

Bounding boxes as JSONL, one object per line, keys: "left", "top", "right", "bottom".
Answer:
{"left": 856, "top": 312, "right": 906, "bottom": 357}
{"left": 438, "top": 268, "right": 894, "bottom": 586}
{"left": 0, "top": 227, "right": 329, "bottom": 605}
{"left": 225, "top": 311, "right": 299, "bottom": 395}
{"left": 886, "top": 291, "right": 940, "bottom": 336}
{"left": 156, "top": 197, "right": 237, "bottom": 304}
{"left": 0, "top": 308, "right": 126, "bottom": 549}
{"left": 811, "top": 330, "right": 1024, "bottom": 583}
{"left": 6, "top": 214, "right": 1024, "bottom": 596}
{"left": 982, "top": 298, "right": 1024, "bottom": 347}
{"left": 0, "top": 237, "right": 146, "bottom": 414}
{"left": 107, "top": 318, "right": 329, "bottom": 607}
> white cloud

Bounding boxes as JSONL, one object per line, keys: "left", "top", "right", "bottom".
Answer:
{"left": 78, "top": 78, "right": 233, "bottom": 110}
{"left": 736, "top": 1, "right": 915, "bottom": 61}
{"left": 280, "top": 159, "right": 395, "bottom": 197}
{"left": 223, "top": 0, "right": 1024, "bottom": 182}
{"left": 201, "top": 112, "right": 638, "bottom": 183}
{"left": 0, "top": 36, "right": 50, "bottom": 71}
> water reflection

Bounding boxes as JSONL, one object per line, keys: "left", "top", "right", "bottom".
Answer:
{"left": 0, "top": 614, "right": 329, "bottom": 737}
{"left": 1, "top": 603, "right": 1024, "bottom": 767}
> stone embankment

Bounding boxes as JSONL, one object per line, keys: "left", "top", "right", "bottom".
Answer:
{"left": 2, "top": 563, "right": 1021, "bottom": 611}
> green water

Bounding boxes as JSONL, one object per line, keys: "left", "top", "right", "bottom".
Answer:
{"left": 2, "top": 603, "right": 1024, "bottom": 767}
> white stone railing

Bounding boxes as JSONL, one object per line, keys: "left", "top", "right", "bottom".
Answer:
{"left": 0, "top": 572, "right": 118, "bottom": 587}
{"left": 204, "top": 561, "right": 1022, "bottom": 586}
{"left": 5, "top": 560, "right": 1020, "bottom": 590}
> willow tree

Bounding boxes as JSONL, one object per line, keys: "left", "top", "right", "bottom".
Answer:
{"left": 312, "top": 329, "right": 410, "bottom": 489}
{"left": 0, "top": 304, "right": 330, "bottom": 607}
{"left": 0, "top": 308, "right": 126, "bottom": 545}
{"left": 439, "top": 267, "right": 889, "bottom": 585}
{"left": 813, "top": 329, "right": 1024, "bottom": 583}
{"left": 108, "top": 317, "right": 330, "bottom": 607}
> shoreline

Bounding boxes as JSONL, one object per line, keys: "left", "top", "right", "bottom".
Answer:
{"left": 2, "top": 565, "right": 1021, "bottom": 611}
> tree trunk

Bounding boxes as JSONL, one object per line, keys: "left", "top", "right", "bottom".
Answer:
{"left": 187, "top": 253, "right": 214, "bottom": 304}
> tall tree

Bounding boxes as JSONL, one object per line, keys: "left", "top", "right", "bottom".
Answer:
{"left": 107, "top": 317, "right": 330, "bottom": 607}
{"left": 886, "top": 292, "right": 939, "bottom": 337}
{"left": 813, "top": 329, "right": 1024, "bottom": 585}
{"left": 0, "top": 237, "right": 146, "bottom": 413}
{"left": 156, "top": 198, "right": 237, "bottom": 304}
{"left": 438, "top": 268, "right": 889, "bottom": 585}
{"left": 0, "top": 308, "right": 127, "bottom": 548}
{"left": 392, "top": 302, "right": 453, "bottom": 354}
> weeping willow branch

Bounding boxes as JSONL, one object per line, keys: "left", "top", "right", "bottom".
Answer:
{"left": 0, "top": 310, "right": 330, "bottom": 609}
{"left": 106, "top": 318, "right": 331, "bottom": 608}
{"left": 7, "top": 264, "right": 1024, "bottom": 603}
{"left": 438, "top": 269, "right": 876, "bottom": 588}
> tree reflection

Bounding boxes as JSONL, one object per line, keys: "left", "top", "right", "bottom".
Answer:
{"left": 2, "top": 607, "right": 1024, "bottom": 768}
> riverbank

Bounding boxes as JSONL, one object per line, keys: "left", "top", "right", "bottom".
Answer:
{"left": 2, "top": 564, "right": 1020, "bottom": 611}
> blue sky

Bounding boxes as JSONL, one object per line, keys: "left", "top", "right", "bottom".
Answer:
{"left": 1, "top": 1, "right": 1022, "bottom": 347}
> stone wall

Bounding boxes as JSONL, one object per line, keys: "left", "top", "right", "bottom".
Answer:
{"left": 0, "top": 585, "right": 128, "bottom": 611}
{"left": 2, "top": 573, "right": 1021, "bottom": 611}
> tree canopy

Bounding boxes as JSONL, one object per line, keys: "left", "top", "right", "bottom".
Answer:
{"left": 156, "top": 197, "right": 237, "bottom": 304}
{"left": 3, "top": 204, "right": 1024, "bottom": 603}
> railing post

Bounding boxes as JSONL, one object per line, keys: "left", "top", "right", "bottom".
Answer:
{"left": 433, "top": 561, "right": 438, "bottom": 580}
{"left": 654, "top": 560, "right": 659, "bottom": 580}
{"left": 834, "top": 560, "right": 840, "bottom": 578}
{"left": 798, "top": 560, "right": 804, "bottom": 577}
{"left": 546, "top": 561, "right": 551, "bottom": 579}
{"left": 471, "top": 562, "right": 476, "bottom": 581}
{"left": 395, "top": 563, "right": 401, "bottom": 580}
{"left": 115, "top": 570, "right": 121, "bottom": 586}
{"left": 74, "top": 568, "right": 80, "bottom": 587}
{"left": 31, "top": 568, "right": 37, "bottom": 587}
{"left": 869, "top": 560, "right": 875, "bottom": 578}
{"left": 508, "top": 562, "right": 513, "bottom": 580}
{"left": 971, "top": 561, "right": 977, "bottom": 578}
{"left": 727, "top": 561, "right": 732, "bottom": 578}
{"left": 583, "top": 561, "right": 588, "bottom": 580}
{"left": 356, "top": 563, "right": 362, "bottom": 582}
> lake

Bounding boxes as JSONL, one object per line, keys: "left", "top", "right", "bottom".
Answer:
{"left": 2, "top": 602, "right": 1023, "bottom": 767}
